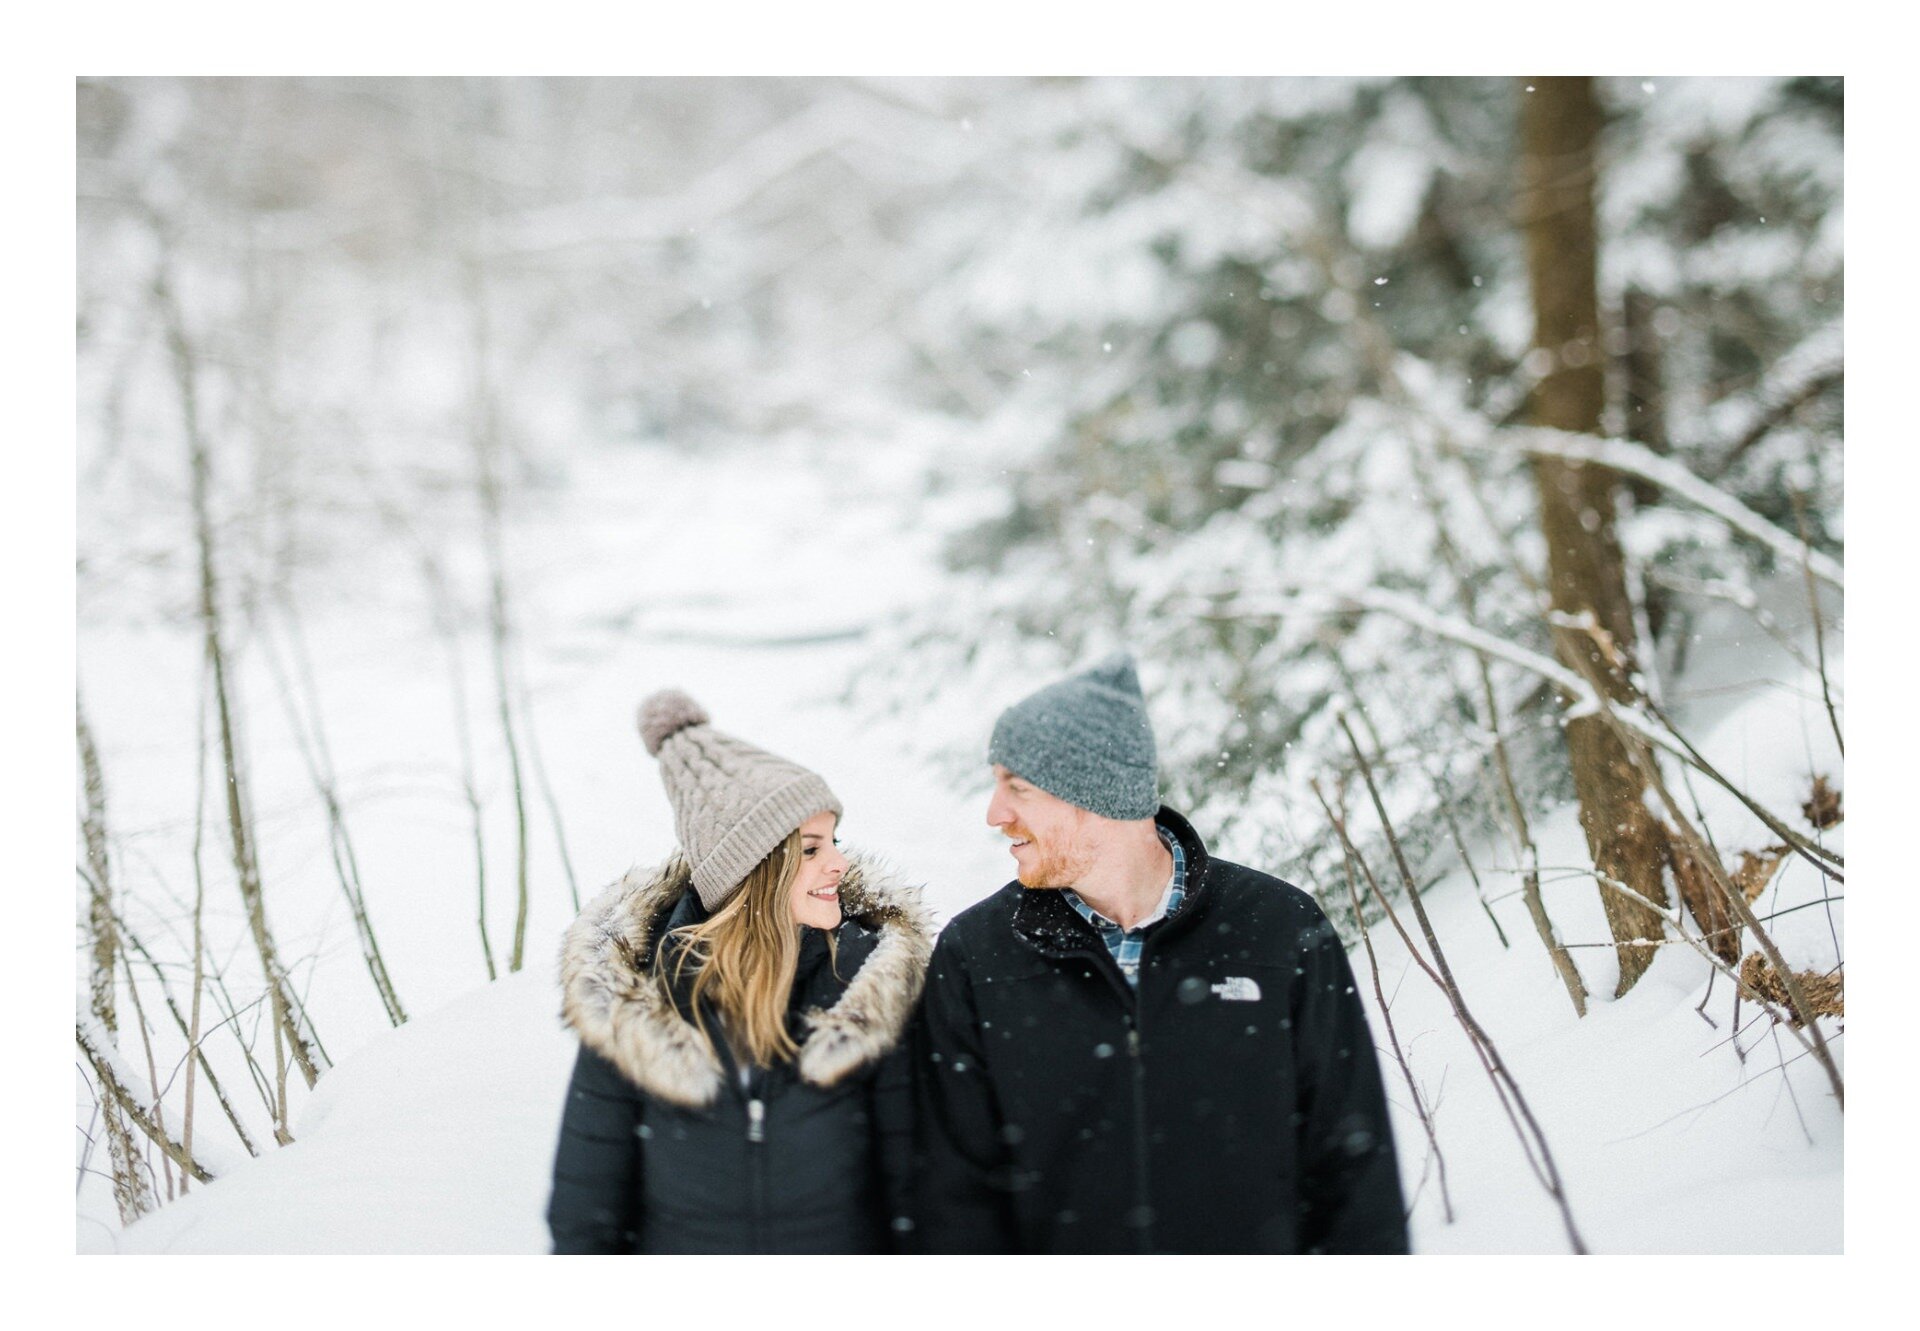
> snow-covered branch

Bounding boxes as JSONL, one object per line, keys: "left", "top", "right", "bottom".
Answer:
{"left": 1184, "top": 580, "right": 1839, "bottom": 876}
{"left": 1193, "top": 583, "right": 1642, "bottom": 734}
{"left": 1464, "top": 427, "right": 1843, "bottom": 591}
{"left": 76, "top": 1017, "right": 250, "bottom": 1182}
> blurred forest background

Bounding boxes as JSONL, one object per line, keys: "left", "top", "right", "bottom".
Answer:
{"left": 76, "top": 77, "right": 1842, "bottom": 1251}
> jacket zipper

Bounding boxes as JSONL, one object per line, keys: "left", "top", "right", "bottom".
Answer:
{"left": 1125, "top": 960, "right": 1155, "bottom": 1254}
{"left": 745, "top": 1088, "right": 768, "bottom": 1253}
{"left": 1074, "top": 939, "right": 1158, "bottom": 1254}
{"left": 722, "top": 1032, "right": 769, "bottom": 1255}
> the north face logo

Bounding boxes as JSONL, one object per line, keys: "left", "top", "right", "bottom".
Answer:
{"left": 1211, "top": 976, "right": 1261, "bottom": 1002}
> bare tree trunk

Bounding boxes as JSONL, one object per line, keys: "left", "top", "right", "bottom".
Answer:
{"left": 1476, "top": 659, "right": 1588, "bottom": 1018}
{"left": 1518, "top": 76, "right": 1670, "bottom": 995}
{"left": 203, "top": 967, "right": 285, "bottom": 1133}
{"left": 1427, "top": 760, "right": 1509, "bottom": 949}
{"left": 349, "top": 467, "right": 500, "bottom": 980}
{"left": 458, "top": 648, "right": 500, "bottom": 982}
{"left": 484, "top": 464, "right": 533, "bottom": 976}
{"left": 1311, "top": 780, "right": 1454, "bottom": 1225}
{"left": 119, "top": 952, "right": 175, "bottom": 1200}
{"left": 76, "top": 694, "right": 155, "bottom": 1223}
{"left": 112, "top": 906, "right": 262, "bottom": 1157}
{"left": 1403, "top": 445, "right": 1585, "bottom": 1014}
{"left": 154, "top": 256, "right": 324, "bottom": 1086}
{"left": 261, "top": 606, "right": 409, "bottom": 1024}
{"left": 1555, "top": 622, "right": 1845, "bottom": 1108}
{"left": 183, "top": 654, "right": 211, "bottom": 1182}
{"left": 516, "top": 661, "right": 583, "bottom": 914}
{"left": 461, "top": 255, "right": 533, "bottom": 974}
{"left": 77, "top": 1022, "right": 214, "bottom": 1186}
{"left": 1338, "top": 715, "right": 1588, "bottom": 1253}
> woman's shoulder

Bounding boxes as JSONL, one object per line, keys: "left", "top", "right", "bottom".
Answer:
{"left": 836, "top": 851, "right": 934, "bottom": 938}
{"left": 825, "top": 851, "right": 936, "bottom": 998}
{"left": 790, "top": 851, "right": 934, "bottom": 1089}
{"left": 558, "top": 855, "right": 723, "bottom": 1108}
{"left": 560, "top": 856, "right": 694, "bottom": 996}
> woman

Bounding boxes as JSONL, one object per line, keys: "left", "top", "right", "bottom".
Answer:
{"left": 547, "top": 689, "right": 932, "bottom": 1254}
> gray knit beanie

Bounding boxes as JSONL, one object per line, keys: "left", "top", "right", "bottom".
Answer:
{"left": 987, "top": 652, "right": 1159, "bottom": 820}
{"left": 637, "top": 689, "right": 843, "bottom": 911}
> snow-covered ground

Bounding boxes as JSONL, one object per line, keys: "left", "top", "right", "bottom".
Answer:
{"left": 78, "top": 436, "right": 1841, "bottom": 1254}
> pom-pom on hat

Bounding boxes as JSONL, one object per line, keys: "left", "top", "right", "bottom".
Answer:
{"left": 639, "top": 689, "right": 711, "bottom": 756}
{"left": 636, "top": 689, "right": 843, "bottom": 911}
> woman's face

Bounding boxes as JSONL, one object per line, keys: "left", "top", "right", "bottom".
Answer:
{"left": 788, "top": 810, "right": 847, "bottom": 930}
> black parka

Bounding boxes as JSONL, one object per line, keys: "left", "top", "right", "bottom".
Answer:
{"left": 913, "top": 807, "right": 1408, "bottom": 1254}
{"left": 547, "top": 853, "right": 932, "bottom": 1254}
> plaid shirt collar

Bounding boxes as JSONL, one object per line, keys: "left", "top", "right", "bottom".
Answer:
{"left": 1062, "top": 826, "right": 1187, "bottom": 987}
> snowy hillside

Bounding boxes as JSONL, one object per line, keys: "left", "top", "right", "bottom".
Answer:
{"left": 86, "top": 476, "right": 1842, "bottom": 1252}
{"left": 85, "top": 967, "right": 573, "bottom": 1253}
{"left": 93, "top": 682, "right": 1842, "bottom": 1254}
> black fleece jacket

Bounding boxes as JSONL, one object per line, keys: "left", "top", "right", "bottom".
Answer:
{"left": 913, "top": 807, "right": 1408, "bottom": 1254}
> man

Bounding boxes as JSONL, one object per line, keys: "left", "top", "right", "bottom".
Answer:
{"left": 914, "top": 653, "right": 1408, "bottom": 1253}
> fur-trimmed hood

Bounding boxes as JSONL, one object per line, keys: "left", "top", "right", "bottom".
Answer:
{"left": 559, "top": 851, "right": 934, "bottom": 1109}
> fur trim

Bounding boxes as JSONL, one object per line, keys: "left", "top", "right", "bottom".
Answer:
{"left": 559, "top": 850, "right": 934, "bottom": 1109}
{"left": 637, "top": 689, "right": 710, "bottom": 756}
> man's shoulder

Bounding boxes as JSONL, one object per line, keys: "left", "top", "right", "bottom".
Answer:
{"left": 935, "top": 880, "right": 1026, "bottom": 952}
{"left": 1198, "top": 856, "right": 1343, "bottom": 949}
{"left": 1162, "top": 808, "right": 1334, "bottom": 939}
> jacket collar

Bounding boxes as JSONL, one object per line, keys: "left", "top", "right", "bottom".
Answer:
{"left": 1009, "top": 806, "right": 1212, "bottom": 959}
{"left": 559, "top": 850, "right": 934, "bottom": 1109}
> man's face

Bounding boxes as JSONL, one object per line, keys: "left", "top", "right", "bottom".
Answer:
{"left": 986, "top": 765, "right": 1093, "bottom": 888}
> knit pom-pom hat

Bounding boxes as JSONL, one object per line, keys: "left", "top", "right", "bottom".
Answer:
{"left": 636, "top": 689, "right": 843, "bottom": 911}
{"left": 987, "top": 652, "right": 1159, "bottom": 820}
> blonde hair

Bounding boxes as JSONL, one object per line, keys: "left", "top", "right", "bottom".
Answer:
{"left": 659, "top": 831, "right": 834, "bottom": 1069}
